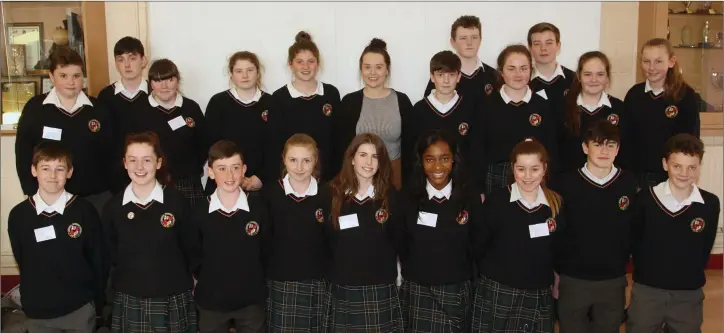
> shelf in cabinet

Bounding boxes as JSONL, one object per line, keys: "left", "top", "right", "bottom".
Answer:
{"left": 672, "top": 45, "right": 723, "bottom": 49}
{"left": 669, "top": 12, "right": 723, "bottom": 16}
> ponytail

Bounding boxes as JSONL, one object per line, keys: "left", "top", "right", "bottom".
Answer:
{"left": 542, "top": 186, "right": 562, "bottom": 218}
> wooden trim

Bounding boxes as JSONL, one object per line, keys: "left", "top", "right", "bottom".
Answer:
{"left": 1, "top": 129, "right": 17, "bottom": 136}
{"left": 636, "top": 1, "right": 669, "bottom": 82}
{"left": 81, "top": 2, "right": 109, "bottom": 97}
{"left": 701, "top": 112, "right": 723, "bottom": 136}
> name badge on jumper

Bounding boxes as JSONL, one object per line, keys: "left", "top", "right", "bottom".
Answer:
{"left": 168, "top": 116, "right": 186, "bottom": 131}
{"left": 417, "top": 211, "right": 438, "bottom": 228}
{"left": 529, "top": 222, "right": 550, "bottom": 239}
{"left": 338, "top": 214, "right": 359, "bottom": 230}
{"left": 42, "top": 126, "right": 62, "bottom": 141}
{"left": 34, "top": 225, "right": 56, "bottom": 242}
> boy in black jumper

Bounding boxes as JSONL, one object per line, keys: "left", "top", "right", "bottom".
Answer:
{"left": 191, "top": 140, "right": 267, "bottom": 333}
{"left": 8, "top": 142, "right": 106, "bottom": 333}
{"left": 527, "top": 22, "right": 575, "bottom": 117}
{"left": 627, "top": 133, "right": 720, "bottom": 333}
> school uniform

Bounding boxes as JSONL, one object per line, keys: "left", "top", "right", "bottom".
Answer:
{"left": 399, "top": 180, "right": 477, "bottom": 333}
{"left": 14, "top": 88, "right": 114, "bottom": 212}
{"left": 264, "top": 175, "right": 330, "bottom": 333}
{"left": 559, "top": 92, "right": 629, "bottom": 173}
{"left": 7, "top": 191, "right": 105, "bottom": 333}
{"left": 423, "top": 59, "right": 499, "bottom": 105}
{"left": 470, "top": 184, "right": 564, "bottom": 333}
{"left": 627, "top": 181, "right": 720, "bottom": 333}
{"left": 336, "top": 89, "right": 413, "bottom": 189}
{"left": 555, "top": 166, "right": 638, "bottom": 333}
{"left": 323, "top": 185, "right": 404, "bottom": 332}
{"left": 471, "top": 87, "right": 559, "bottom": 194}
{"left": 97, "top": 80, "right": 151, "bottom": 195}
{"left": 205, "top": 88, "right": 274, "bottom": 191}
{"left": 269, "top": 82, "right": 341, "bottom": 182}
{"left": 192, "top": 188, "right": 268, "bottom": 333}
{"left": 529, "top": 64, "right": 575, "bottom": 120}
{"left": 101, "top": 182, "right": 197, "bottom": 333}
{"left": 624, "top": 81, "right": 701, "bottom": 186}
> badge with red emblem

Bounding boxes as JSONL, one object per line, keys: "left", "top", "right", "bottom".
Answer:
{"left": 529, "top": 113, "right": 542, "bottom": 127}
{"left": 458, "top": 122, "right": 469, "bottom": 136}
{"left": 67, "top": 223, "right": 82, "bottom": 238}
{"left": 690, "top": 217, "right": 705, "bottom": 233}
{"left": 322, "top": 103, "right": 333, "bottom": 116}
{"left": 88, "top": 119, "right": 100, "bottom": 132}
{"left": 618, "top": 196, "right": 630, "bottom": 211}
{"left": 245, "top": 221, "right": 260, "bottom": 236}
{"left": 375, "top": 209, "right": 389, "bottom": 224}
{"left": 160, "top": 213, "right": 175, "bottom": 228}
{"left": 261, "top": 110, "right": 268, "bottom": 122}
{"left": 607, "top": 113, "right": 620, "bottom": 126}
{"left": 665, "top": 105, "right": 678, "bottom": 119}
{"left": 484, "top": 84, "right": 493, "bottom": 95}
{"left": 456, "top": 210, "right": 469, "bottom": 225}
{"left": 546, "top": 218, "right": 557, "bottom": 233}
{"left": 185, "top": 117, "right": 195, "bottom": 128}
{"left": 315, "top": 208, "right": 324, "bottom": 223}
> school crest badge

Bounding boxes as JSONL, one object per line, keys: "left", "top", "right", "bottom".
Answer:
{"left": 546, "top": 218, "right": 557, "bottom": 233}
{"left": 67, "top": 223, "right": 82, "bottom": 238}
{"left": 127, "top": 212, "right": 135, "bottom": 220}
{"left": 618, "top": 196, "right": 630, "bottom": 211}
{"left": 458, "top": 122, "right": 469, "bottom": 136}
{"left": 245, "top": 221, "right": 260, "bottom": 236}
{"left": 456, "top": 210, "right": 469, "bottom": 225}
{"left": 185, "top": 117, "right": 196, "bottom": 128}
{"left": 607, "top": 113, "right": 620, "bottom": 126}
{"left": 322, "top": 103, "right": 333, "bottom": 116}
{"left": 529, "top": 113, "right": 542, "bottom": 127}
{"left": 88, "top": 119, "right": 101, "bottom": 132}
{"left": 261, "top": 110, "right": 268, "bottom": 122}
{"left": 484, "top": 84, "right": 493, "bottom": 95}
{"left": 665, "top": 105, "right": 678, "bottom": 119}
{"left": 160, "top": 213, "right": 175, "bottom": 228}
{"left": 315, "top": 208, "right": 324, "bottom": 223}
{"left": 690, "top": 217, "right": 705, "bottom": 233}
{"left": 375, "top": 209, "right": 389, "bottom": 224}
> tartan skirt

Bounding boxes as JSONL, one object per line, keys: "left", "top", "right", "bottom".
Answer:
{"left": 111, "top": 290, "right": 197, "bottom": 333}
{"left": 399, "top": 280, "right": 472, "bottom": 333}
{"left": 323, "top": 283, "right": 404, "bottom": 332}
{"left": 266, "top": 279, "right": 328, "bottom": 333}
{"left": 471, "top": 276, "right": 553, "bottom": 333}
{"left": 485, "top": 162, "right": 512, "bottom": 194}
{"left": 173, "top": 176, "right": 205, "bottom": 205}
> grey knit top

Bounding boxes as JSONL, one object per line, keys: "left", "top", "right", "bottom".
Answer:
{"left": 356, "top": 91, "right": 402, "bottom": 160}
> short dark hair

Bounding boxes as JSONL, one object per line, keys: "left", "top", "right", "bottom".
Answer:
{"left": 451, "top": 15, "right": 481, "bottom": 40}
{"left": 148, "top": 58, "right": 180, "bottom": 82}
{"left": 208, "top": 140, "right": 244, "bottom": 167}
{"left": 664, "top": 133, "right": 704, "bottom": 161}
{"left": 583, "top": 119, "right": 620, "bottom": 145}
{"left": 114, "top": 36, "right": 145, "bottom": 57}
{"left": 527, "top": 22, "right": 561, "bottom": 46}
{"left": 430, "top": 50, "right": 461, "bottom": 74}
{"left": 49, "top": 46, "right": 84, "bottom": 73}
{"left": 32, "top": 141, "right": 73, "bottom": 169}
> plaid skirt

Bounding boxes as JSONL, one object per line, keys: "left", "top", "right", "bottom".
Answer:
{"left": 174, "top": 176, "right": 205, "bottom": 205}
{"left": 471, "top": 276, "right": 553, "bottom": 333}
{"left": 399, "top": 280, "right": 472, "bottom": 333}
{"left": 267, "top": 279, "right": 328, "bottom": 333}
{"left": 111, "top": 290, "right": 197, "bottom": 333}
{"left": 486, "top": 162, "right": 512, "bottom": 194}
{"left": 323, "top": 283, "right": 404, "bottom": 332}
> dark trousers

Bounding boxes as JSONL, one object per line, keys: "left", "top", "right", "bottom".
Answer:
{"left": 557, "top": 274, "right": 627, "bottom": 333}
{"left": 26, "top": 302, "right": 95, "bottom": 333}
{"left": 198, "top": 304, "right": 265, "bottom": 333}
{"left": 626, "top": 283, "right": 704, "bottom": 333}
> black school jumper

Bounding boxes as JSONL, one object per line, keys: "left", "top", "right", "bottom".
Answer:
{"left": 15, "top": 94, "right": 114, "bottom": 197}
{"left": 529, "top": 66, "right": 575, "bottom": 122}
{"left": 424, "top": 61, "right": 500, "bottom": 106}
{"left": 8, "top": 195, "right": 105, "bottom": 320}
{"left": 624, "top": 83, "right": 701, "bottom": 186}
{"left": 269, "top": 84, "right": 341, "bottom": 182}
{"left": 205, "top": 89, "right": 274, "bottom": 190}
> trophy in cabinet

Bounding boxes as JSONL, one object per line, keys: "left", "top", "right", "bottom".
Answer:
{"left": 681, "top": 1, "right": 694, "bottom": 14}
{"left": 712, "top": 70, "right": 723, "bottom": 111}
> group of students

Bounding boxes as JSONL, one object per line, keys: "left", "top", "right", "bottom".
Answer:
{"left": 8, "top": 13, "right": 719, "bottom": 333}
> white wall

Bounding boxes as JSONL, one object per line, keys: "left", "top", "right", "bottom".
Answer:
{"left": 148, "top": 2, "right": 601, "bottom": 110}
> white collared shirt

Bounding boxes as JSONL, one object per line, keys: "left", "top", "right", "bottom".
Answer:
{"left": 43, "top": 88, "right": 93, "bottom": 114}
{"left": 287, "top": 81, "right": 324, "bottom": 98}
{"left": 427, "top": 90, "right": 460, "bottom": 114}
{"left": 644, "top": 80, "right": 664, "bottom": 96}
{"left": 114, "top": 79, "right": 149, "bottom": 99}
{"left": 577, "top": 92, "right": 612, "bottom": 112}
{"left": 148, "top": 93, "right": 183, "bottom": 108}
{"left": 283, "top": 174, "right": 319, "bottom": 197}
{"left": 581, "top": 163, "right": 618, "bottom": 185}
{"left": 426, "top": 180, "right": 452, "bottom": 200}
{"left": 208, "top": 189, "right": 250, "bottom": 214}
{"left": 532, "top": 63, "right": 566, "bottom": 82}
{"left": 509, "top": 183, "right": 550, "bottom": 209}
{"left": 122, "top": 181, "right": 165, "bottom": 205}
{"left": 355, "top": 184, "right": 375, "bottom": 201}
{"left": 230, "top": 87, "right": 262, "bottom": 104}
{"left": 652, "top": 180, "right": 705, "bottom": 213}
{"left": 33, "top": 190, "right": 73, "bottom": 215}
{"left": 461, "top": 58, "right": 485, "bottom": 76}
{"left": 500, "top": 86, "right": 532, "bottom": 104}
